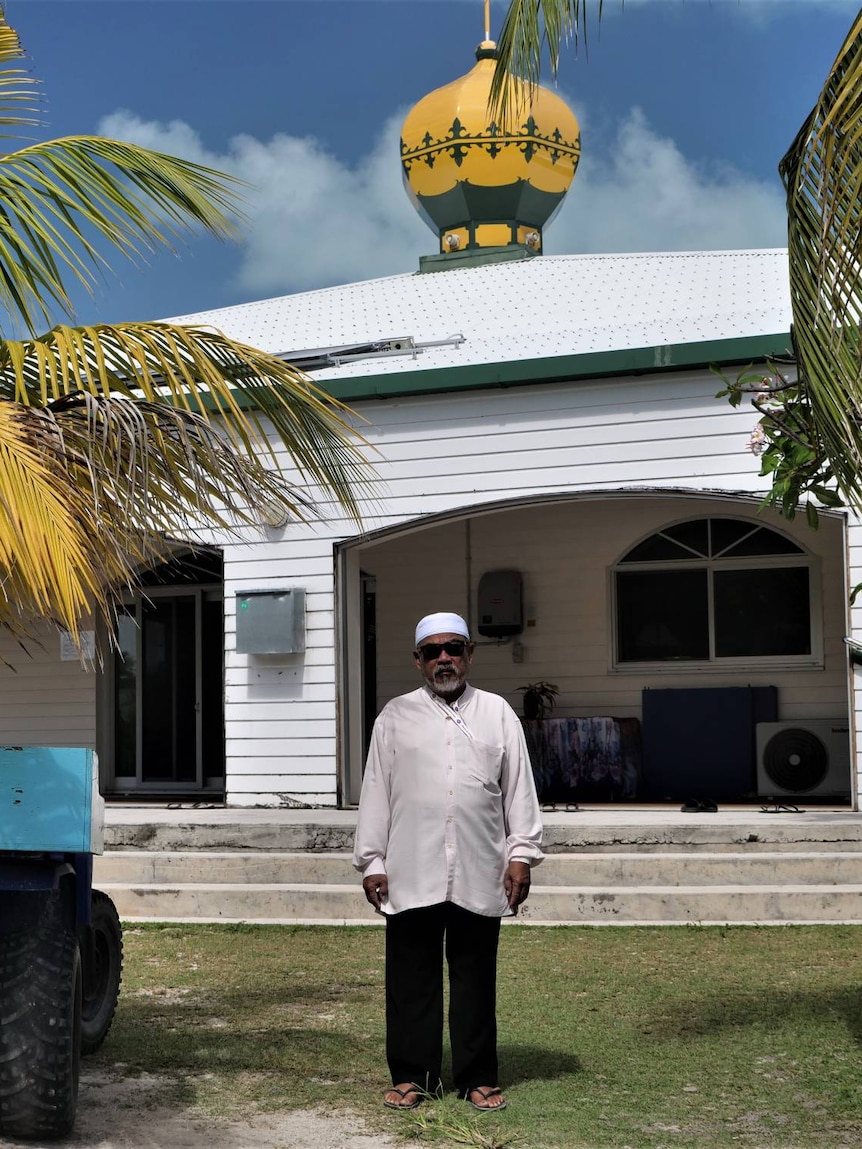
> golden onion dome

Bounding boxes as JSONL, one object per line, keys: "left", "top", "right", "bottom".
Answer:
{"left": 401, "top": 40, "right": 580, "bottom": 260}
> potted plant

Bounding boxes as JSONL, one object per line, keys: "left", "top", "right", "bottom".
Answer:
{"left": 517, "top": 681, "right": 559, "bottom": 720}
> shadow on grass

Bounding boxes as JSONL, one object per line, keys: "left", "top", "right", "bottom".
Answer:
{"left": 102, "top": 1002, "right": 381, "bottom": 1075}
{"left": 643, "top": 985, "right": 862, "bottom": 1045}
{"left": 499, "top": 1043, "right": 582, "bottom": 1087}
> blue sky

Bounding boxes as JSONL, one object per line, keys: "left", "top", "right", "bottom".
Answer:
{"left": 9, "top": 0, "right": 860, "bottom": 326}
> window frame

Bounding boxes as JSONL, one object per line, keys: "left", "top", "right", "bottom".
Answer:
{"left": 609, "top": 518, "right": 823, "bottom": 673}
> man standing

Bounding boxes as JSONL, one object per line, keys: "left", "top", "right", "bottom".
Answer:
{"left": 353, "top": 611, "right": 543, "bottom": 1113}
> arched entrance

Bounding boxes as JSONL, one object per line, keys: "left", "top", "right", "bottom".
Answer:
{"left": 337, "top": 491, "right": 852, "bottom": 807}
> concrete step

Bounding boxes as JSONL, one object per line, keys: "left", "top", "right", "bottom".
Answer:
{"left": 519, "top": 884, "right": 862, "bottom": 925}
{"left": 97, "top": 809, "right": 862, "bottom": 926}
{"left": 94, "top": 849, "right": 862, "bottom": 888}
{"left": 103, "top": 815, "right": 862, "bottom": 854}
{"left": 95, "top": 879, "right": 862, "bottom": 927}
{"left": 93, "top": 849, "right": 862, "bottom": 926}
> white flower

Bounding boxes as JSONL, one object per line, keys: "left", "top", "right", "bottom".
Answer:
{"left": 747, "top": 424, "right": 767, "bottom": 456}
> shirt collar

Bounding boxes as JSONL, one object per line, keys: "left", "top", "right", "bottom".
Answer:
{"left": 422, "top": 682, "right": 474, "bottom": 710}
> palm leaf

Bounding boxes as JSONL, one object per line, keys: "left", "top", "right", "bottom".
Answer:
{"left": 0, "top": 323, "right": 373, "bottom": 526}
{"left": 779, "top": 12, "right": 862, "bottom": 508}
{"left": 0, "top": 7, "right": 243, "bottom": 334}
{"left": 0, "top": 137, "right": 244, "bottom": 335}
{"left": 491, "top": 0, "right": 600, "bottom": 122}
{"left": 0, "top": 7, "right": 375, "bottom": 645}
{"left": 0, "top": 15, "right": 41, "bottom": 134}
{"left": 0, "top": 400, "right": 147, "bottom": 643}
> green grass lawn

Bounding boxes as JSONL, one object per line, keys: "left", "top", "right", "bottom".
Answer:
{"left": 96, "top": 922, "right": 862, "bottom": 1148}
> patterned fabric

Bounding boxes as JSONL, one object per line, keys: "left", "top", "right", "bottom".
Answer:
{"left": 521, "top": 717, "right": 642, "bottom": 802}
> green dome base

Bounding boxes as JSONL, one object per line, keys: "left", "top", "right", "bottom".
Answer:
{"left": 409, "top": 178, "right": 567, "bottom": 238}
{"left": 418, "top": 245, "right": 540, "bottom": 273}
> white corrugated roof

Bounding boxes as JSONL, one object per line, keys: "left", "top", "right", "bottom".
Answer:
{"left": 168, "top": 249, "right": 791, "bottom": 381}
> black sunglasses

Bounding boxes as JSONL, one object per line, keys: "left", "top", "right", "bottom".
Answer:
{"left": 416, "top": 640, "right": 468, "bottom": 660}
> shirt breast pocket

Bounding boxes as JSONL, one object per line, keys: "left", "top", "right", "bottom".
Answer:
{"left": 469, "top": 738, "right": 504, "bottom": 794}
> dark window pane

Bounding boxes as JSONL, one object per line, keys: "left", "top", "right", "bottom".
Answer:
{"left": 622, "top": 520, "right": 709, "bottom": 563}
{"left": 720, "top": 526, "right": 804, "bottom": 558}
{"left": 622, "top": 534, "right": 700, "bottom": 563}
{"left": 141, "top": 597, "right": 197, "bottom": 782}
{"left": 710, "top": 518, "right": 757, "bottom": 556}
{"left": 714, "top": 567, "right": 811, "bottom": 656}
{"left": 617, "top": 569, "right": 709, "bottom": 661}
{"left": 663, "top": 520, "right": 709, "bottom": 556}
{"left": 114, "top": 609, "right": 137, "bottom": 778}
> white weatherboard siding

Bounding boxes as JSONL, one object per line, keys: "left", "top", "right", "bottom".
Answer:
{"left": 220, "top": 367, "right": 851, "bottom": 806}
{"left": 0, "top": 623, "right": 96, "bottom": 747}
{"left": 224, "top": 533, "right": 339, "bottom": 806}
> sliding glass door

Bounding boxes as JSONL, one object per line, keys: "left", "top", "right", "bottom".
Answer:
{"left": 107, "top": 586, "right": 224, "bottom": 795}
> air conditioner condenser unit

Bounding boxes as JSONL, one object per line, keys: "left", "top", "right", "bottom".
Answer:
{"left": 756, "top": 720, "right": 851, "bottom": 799}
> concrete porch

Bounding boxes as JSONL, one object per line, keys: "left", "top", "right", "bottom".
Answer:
{"left": 94, "top": 803, "right": 862, "bottom": 927}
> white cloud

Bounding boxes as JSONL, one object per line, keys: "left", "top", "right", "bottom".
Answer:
{"left": 546, "top": 106, "right": 787, "bottom": 255}
{"left": 99, "top": 110, "right": 428, "bottom": 295}
{"left": 100, "top": 105, "right": 786, "bottom": 299}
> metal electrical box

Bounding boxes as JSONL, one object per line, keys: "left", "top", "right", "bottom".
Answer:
{"left": 477, "top": 570, "right": 523, "bottom": 637}
{"left": 236, "top": 589, "right": 306, "bottom": 654}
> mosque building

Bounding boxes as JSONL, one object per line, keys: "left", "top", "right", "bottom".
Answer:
{"left": 4, "top": 13, "right": 857, "bottom": 812}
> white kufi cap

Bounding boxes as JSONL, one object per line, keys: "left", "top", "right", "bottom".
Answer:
{"left": 415, "top": 612, "right": 470, "bottom": 646}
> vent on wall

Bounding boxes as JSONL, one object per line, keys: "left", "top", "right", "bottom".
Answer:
{"left": 756, "top": 720, "right": 851, "bottom": 798}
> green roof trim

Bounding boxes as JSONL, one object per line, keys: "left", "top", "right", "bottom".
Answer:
{"left": 317, "top": 332, "right": 793, "bottom": 403}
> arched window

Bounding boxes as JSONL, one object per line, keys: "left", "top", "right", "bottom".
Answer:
{"left": 613, "top": 517, "right": 816, "bottom": 666}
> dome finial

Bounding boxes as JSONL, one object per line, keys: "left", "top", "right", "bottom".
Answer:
{"left": 484, "top": 0, "right": 491, "bottom": 42}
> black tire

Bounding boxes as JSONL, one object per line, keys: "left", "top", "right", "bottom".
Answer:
{"left": 81, "top": 890, "right": 123, "bottom": 1055}
{"left": 0, "top": 924, "right": 82, "bottom": 1139}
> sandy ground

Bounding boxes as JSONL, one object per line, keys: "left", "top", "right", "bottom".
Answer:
{"left": 9, "top": 1070, "right": 406, "bottom": 1149}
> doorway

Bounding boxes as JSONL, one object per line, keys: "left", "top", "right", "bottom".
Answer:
{"left": 102, "top": 550, "right": 225, "bottom": 797}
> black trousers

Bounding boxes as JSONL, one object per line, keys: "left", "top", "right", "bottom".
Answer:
{"left": 385, "top": 901, "right": 501, "bottom": 1095}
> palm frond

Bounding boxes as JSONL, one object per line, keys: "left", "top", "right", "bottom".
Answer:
{"left": 47, "top": 390, "right": 313, "bottom": 540}
{"left": 491, "top": 0, "right": 600, "bottom": 123}
{"left": 0, "top": 6, "right": 375, "bottom": 646}
{"left": 0, "top": 322, "right": 373, "bottom": 525}
{"left": 779, "top": 11, "right": 862, "bottom": 507}
{"left": 0, "top": 13, "right": 42, "bottom": 134}
{"left": 0, "top": 7, "right": 243, "bottom": 334}
{"left": 0, "top": 138, "right": 245, "bottom": 334}
{"left": 0, "top": 400, "right": 145, "bottom": 642}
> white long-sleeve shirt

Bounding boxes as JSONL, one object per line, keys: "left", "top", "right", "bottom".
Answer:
{"left": 352, "top": 683, "right": 544, "bottom": 917}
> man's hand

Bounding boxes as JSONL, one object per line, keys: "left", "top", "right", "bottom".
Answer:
{"left": 362, "top": 872, "right": 388, "bottom": 910}
{"left": 504, "top": 861, "right": 531, "bottom": 913}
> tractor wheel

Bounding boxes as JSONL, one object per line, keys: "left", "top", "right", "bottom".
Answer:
{"left": 81, "top": 890, "right": 123, "bottom": 1055}
{"left": 0, "top": 924, "right": 82, "bottom": 1139}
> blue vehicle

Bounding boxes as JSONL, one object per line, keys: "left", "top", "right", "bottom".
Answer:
{"left": 0, "top": 747, "right": 122, "bottom": 1139}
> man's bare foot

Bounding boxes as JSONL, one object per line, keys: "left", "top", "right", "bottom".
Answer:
{"left": 383, "top": 1083, "right": 423, "bottom": 1110}
{"left": 466, "top": 1086, "right": 507, "bottom": 1111}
